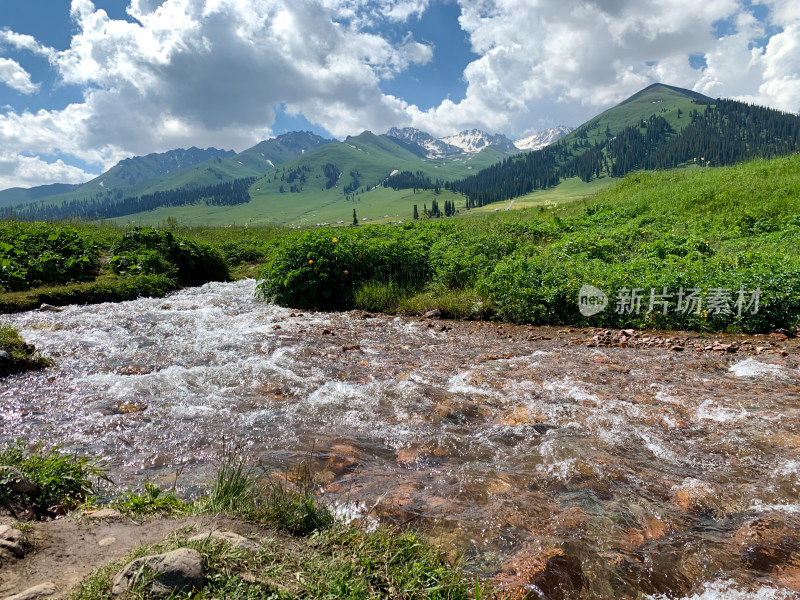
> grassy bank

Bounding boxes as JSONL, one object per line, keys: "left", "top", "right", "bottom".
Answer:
{"left": 0, "top": 324, "right": 51, "bottom": 376}
{"left": 258, "top": 155, "right": 800, "bottom": 333}
{"left": 1, "top": 443, "right": 485, "bottom": 600}
{"left": 0, "top": 222, "right": 234, "bottom": 312}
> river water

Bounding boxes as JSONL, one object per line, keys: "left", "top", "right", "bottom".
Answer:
{"left": 2, "top": 279, "right": 800, "bottom": 599}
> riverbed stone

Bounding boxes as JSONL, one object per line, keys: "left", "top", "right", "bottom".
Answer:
{"left": 500, "top": 547, "right": 587, "bottom": 600}
{"left": 111, "top": 547, "right": 204, "bottom": 597}
{"left": 0, "top": 466, "right": 40, "bottom": 497}
{"left": 671, "top": 477, "right": 720, "bottom": 515}
{"left": 326, "top": 443, "right": 363, "bottom": 475}
{"left": 736, "top": 514, "right": 800, "bottom": 571}
{"left": 85, "top": 508, "right": 122, "bottom": 520}
{"left": 4, "top": 582, "right": 58, "bottom": 600}
{"left": 189, "top": 530, "right": 261, "bottom": 552}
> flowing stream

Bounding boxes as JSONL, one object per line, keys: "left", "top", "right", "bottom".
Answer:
{"left": 2, "top": 279, "right": 800, "bottom": 599}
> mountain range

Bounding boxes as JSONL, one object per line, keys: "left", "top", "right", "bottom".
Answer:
{"left": 2, "top": 83, "right": 798, "bottom": 227}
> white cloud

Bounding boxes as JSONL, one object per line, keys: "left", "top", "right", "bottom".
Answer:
{"left": 1, "top": 0, "right": 799, "bottom": 189}
{"left": 0, "top": 152, "right": 94, "bottom": 190}
{"left": 0, "top": 58, "right": 39, "bottom": 94}
{"left": 0, "top": 30, "right": 57, "bottom": 60}
{"left": 407, "top": 0, "right": 800, "bottom": 136}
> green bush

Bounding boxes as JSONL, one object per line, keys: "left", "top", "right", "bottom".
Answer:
{"left": 257, "top": 226, "right": 433, "bottom": 309}
{"left": 110, "top": 227, "right": 229, "bottom": 286}
{"left": 0, "top": 223, "right": 100, "bottom": 291}
{"left": 0, "top": 441, "right": 109, "bottom": 510}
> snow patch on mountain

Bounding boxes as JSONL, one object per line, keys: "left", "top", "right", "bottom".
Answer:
{"left": 514, "top": 126, "right": 574, "bottom": 151}
{"left": 385, "top": 127, "right": 463, "bottom": 158}
{"left": 385, "top": 125, "right": 573, "bottom": 157}
{"left": 441, "top": 129, "right": 518, "bottom": 154}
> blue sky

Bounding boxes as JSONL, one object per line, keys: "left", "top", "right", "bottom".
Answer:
{"left": 1, "top": 0, "right": 798, "bottom": 189}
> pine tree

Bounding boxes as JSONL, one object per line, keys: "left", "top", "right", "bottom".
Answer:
{"left": 413, "top": 204, "right": 419, "bottom": 220}
{"left": 352, "top": 208, "right": 358, "bottom": 226}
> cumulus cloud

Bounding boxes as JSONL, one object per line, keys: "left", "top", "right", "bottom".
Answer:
{"left": 0, "top": 152, "right": 94, "bottom": 190}
{"left": 1, "top": 0, "right": 434, "bottom": 181}
{"left": 0, "top": 58, "right": 39, "bottom": 94}
{"left": 1, "top": 0, "right": 799, "bottom": 188}
{"left": 408, "top": 0, "right": 800, "bottom": 136}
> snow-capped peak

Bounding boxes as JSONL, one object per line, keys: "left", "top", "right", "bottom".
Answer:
{"left": 514, "top": 126, "right": 573, "bottom": 151}
{"left": 440, "top": 129, "right": 518, "bottom": 154}
{"left": 385, "top": 127, "right": 464, "bottom": 158}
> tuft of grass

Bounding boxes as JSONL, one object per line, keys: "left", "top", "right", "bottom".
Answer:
{"left": 0, "top": 441, "right": 110, "bottom": 514}
{"left": 353, "top": 279, "right": 403, "bottom": 313}
{"left": 206, "top": 451, "right": 260, "bottom": 514}
{"left": 253, "top": 477, "right": 334, "bottom": 536}
{"left": 398, "top": 285, "right": 495, "bottom": 320}
{"left": 201, "top": 449, "right": 334, "bottom": 536}
{"left": 112, "top": 482, "right": 186, "bottom": 517}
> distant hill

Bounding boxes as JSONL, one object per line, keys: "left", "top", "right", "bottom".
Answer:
{"left": 2, "top": 132, "right": 333, "bottom": 220}
{"left": 448, "top": 83, "right": 800, "bottom": 208}
{"left": 0, "top": 183, "right": 80, "bottom": 209}
{"left": 89, "top": 147, "right": 236, "bottom": 191}
{"left": 5, "top": 83, "right": 800, "bottom": 226}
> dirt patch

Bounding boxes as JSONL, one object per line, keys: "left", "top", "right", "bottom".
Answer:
{"left": 0, "top": 514, "right": 272, "bottom": 598}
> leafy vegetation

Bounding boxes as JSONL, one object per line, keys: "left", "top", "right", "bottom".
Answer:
{"left": 0, "top": 222, "right": 100, "bottom": 291}
{"left": 259, "top": 155, "right": 800, "bottom": 333}
{"left": 109, "top": 227, "right": 229, "bottom": 286}
{"left": 111, "top": 482, "right": 186, "bottom": 517}
{"left": 0, "top": 441, "right": 109, "bottom": 514}
{"left": 0, "top": 222, "right": 229, "bottom": 310}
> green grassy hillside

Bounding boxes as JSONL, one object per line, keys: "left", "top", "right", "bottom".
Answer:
{"left": 259, "top": 154, "right": 800, "bottom": 333}
{"left": 563, "top": 82, "right": 712, "bottom": 146}
{"left": 109, "top": 133, "right": 510, "bottom": 227}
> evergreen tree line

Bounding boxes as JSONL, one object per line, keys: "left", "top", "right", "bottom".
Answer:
{"left": 446, "top": 147, "right": 560, "bottom": 208}
{"left": 3, "top": 177, "right": 256, "bottom": 221}
{"left": 447, "top": 99, "right": 800, "bottom": 207}
{"left": 384, "top": 170, "right": 444, "bottom": 193}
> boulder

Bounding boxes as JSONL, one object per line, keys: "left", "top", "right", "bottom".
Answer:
{"left": 0, "top": 524, "right": 26, "bottom": 559}
{"left": 111, "top": 547, "right": 204, "bottom": 597}
{"left": 38, "top": 303, "right": 63, "bottom": 312}
{"left": 0, "top": 466, "right": 40, "bottom": 497}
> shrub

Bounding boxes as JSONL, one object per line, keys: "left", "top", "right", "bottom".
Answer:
{"left": 110, "top": 227, "right": 229, "bottom": 286}
{"left": 0, "top": 441, "right": 109, "bottom": 512}
{"left": 0, "top": 223, "right": 100, "bottom": 291}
